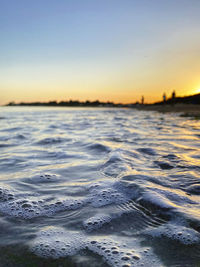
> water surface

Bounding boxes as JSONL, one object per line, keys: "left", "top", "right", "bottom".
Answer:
{"left": 0, "top": 107, "right": 200, "bottom": 267}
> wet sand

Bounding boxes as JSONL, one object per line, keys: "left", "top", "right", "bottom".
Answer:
{"left": 135, "top": 104, "right": 200, "bottom": 118}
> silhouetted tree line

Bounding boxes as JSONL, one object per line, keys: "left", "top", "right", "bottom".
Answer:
{"left": 6, "top": 92, "right": 200, "bottom": 107}
{"left": 7, "top": 100, "right": 128, "bottom": 107}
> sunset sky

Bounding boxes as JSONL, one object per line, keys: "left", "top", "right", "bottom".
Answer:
{"left": 1, "top": 0, "right": 200, "bottom": 105}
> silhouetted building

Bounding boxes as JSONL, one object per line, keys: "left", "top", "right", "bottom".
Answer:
{"left": 172, "top": 90, "right": 176, "bottom": 99}
{"left": 163, "top": 93, "right": 166, "bottom": 103}
{"left": 141, "top": 96, "right": 144, "bottom": 105}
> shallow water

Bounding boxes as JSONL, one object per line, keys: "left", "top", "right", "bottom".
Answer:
{"left": 0, "top": 106, "right": 200, "bottom": 267}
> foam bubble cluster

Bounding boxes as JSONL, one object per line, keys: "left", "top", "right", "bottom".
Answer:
{"left": 0, "top": 185, "right": 16, "bottom": 202}
{"left": 0, "top": 179, "right": 131, "bottom": 220}
{"left": 0, "top": 195, "right": 86, "bottom": 219}
{"left": 89, "top": 182, "right": 129, "bottom": 208}
{"left": 31, "top": 227, "right": 162, "bottom": 267}
{"left": 87, "top": 237, "right": 160, "bottom": 267}
{"left": 31, "top": 227, "right": 85, "bottom": 258}
{"left": 145, "top": 222, "right": 200, "bottom": 245}
{"left": 83, "top": 213, "right": 112, "bottom": 231}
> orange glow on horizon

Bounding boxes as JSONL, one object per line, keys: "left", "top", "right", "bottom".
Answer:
{"left": 194, "top": 88, "right": 200, "bottom": 95}
{"left": 1, "top": 85, "right": 200, "bottom": 106}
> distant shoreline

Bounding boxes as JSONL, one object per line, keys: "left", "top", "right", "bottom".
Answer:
{"left": 4, "top": 93, "right": 200, "bottom": 119}
{"left": 135, "top": 103, "right": 200, "bottom": 119}
{"left": 5, "top": 93, "right": 200, "bottom": 109}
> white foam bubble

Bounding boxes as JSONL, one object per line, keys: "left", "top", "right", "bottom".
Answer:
{"left": 83, "top": 213, "right": 112, "bottom": 231}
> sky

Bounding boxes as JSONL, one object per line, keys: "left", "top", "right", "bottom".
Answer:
{"left": 0, "top": 0, "right": 200, "bottom": 105}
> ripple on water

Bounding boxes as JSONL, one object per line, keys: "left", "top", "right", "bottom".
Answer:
{"left": 85, "top": 143, "right": 111, "bottom": 155}
{"left": 154, "top": 160, "right": 174, "bottom": 170}
{"left": 35, "top": 137, "right": 69, "bottom": 146}
{"left": 186, "top": 184, "right": 200, "bottom": 195}
{"left": 137, "top": 147, "right": 157, "bottom": 156}
{"left": 22, "top": 173, "right": 61, "bottom": 184}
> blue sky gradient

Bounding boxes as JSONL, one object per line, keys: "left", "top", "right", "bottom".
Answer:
{"left": 1, "top": 0, "right": 200, "bottom": 104}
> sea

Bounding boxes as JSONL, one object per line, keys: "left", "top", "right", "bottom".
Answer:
{"left": 0, "top": 106, "right": 200, "bottom": 267}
